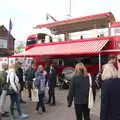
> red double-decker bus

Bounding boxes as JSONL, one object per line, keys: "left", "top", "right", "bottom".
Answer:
{"left": 14, "top": 12, "right": 120, "bottom": 78}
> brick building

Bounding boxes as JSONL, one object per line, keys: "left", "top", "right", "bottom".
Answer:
{"left": 0, "top": 25, "right": 15, "bottom": 56}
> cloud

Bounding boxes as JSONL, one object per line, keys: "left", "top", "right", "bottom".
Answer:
{"left": 1, "top": 0, "right": 120, "bottom": 43}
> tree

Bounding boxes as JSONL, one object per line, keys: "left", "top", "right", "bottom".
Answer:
{"left": 14, "top": 41, "right": 25, "bottom": 54}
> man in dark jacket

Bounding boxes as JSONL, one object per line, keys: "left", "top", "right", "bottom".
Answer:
{"left": 100, "top": 78, "right": 120, "bottom": 120}
{"left": 24, "top": 64, "right": 35, "bottom": 101}
{"left": 16, "top": 62, "right": 25, "bottom": 103}
{"left": 48, "top": 64, "right": 56, "bottom": 105}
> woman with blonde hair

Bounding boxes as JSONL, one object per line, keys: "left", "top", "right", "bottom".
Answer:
{"left": 7, "top": 64, "right": 28, "bottom": 119}
{"left": 67, "top": 62, "right": 91, "bottom": 120}
{"left": 74, "top": 62, "right": 88, "bottom": 76}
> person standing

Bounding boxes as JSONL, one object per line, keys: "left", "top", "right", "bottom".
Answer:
{"left": 102, "top": 55, "right": 118, "bottom": 80}
{"left": 0, "top": 63, "right": 9, "bottom": 118}
{"left": 16, "top": 62, "right": 25, "bottom": 103}
{"left": 100, "top": 78, "right": 120, "bottom": 120}
{"left": 48, "top": 64, "right": 56, "bottom": 105}
{"left": 7, "top": 64, "right": 28, "bottom": 119}
{"left": 24, "top": 64, "right": 35, "bottom": 101}
{"left": 35, "top": 65, "right": 46, "bottom": 113}
{"left": 67, "top": 63, "right": 92, "bottom": 120}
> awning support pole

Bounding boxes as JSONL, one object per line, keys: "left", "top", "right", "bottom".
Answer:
{"left": 99, "top": 53, "right": 101, "bottom": 71}
{"left": 108, "top": 22, "right": 111, "bottom": 36}
{"left": 8, "top": 57, "right": 9, "bottom": 67}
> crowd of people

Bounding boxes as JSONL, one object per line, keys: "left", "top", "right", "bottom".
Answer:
{"left": 0, "top": 61, "right": 57, "bottom": 120}
{"left": 0, "top": 55, "right": 120, "bottom": 120}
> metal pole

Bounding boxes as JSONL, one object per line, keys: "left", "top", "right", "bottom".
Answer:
{"left": 108, "top": 22, "right": 111, "bottom": 36}
{"left": 8, "top": 57, "right": 10, "bottom": 67}
{"left": 99, "top": 53, "right": 101, "bottom": 71}
{"left": 69, "top": 0, "right": 71, "bottom": 17}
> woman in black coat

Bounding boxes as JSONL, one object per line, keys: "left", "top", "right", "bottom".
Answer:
{"left": 67, "top": 62, "right": 91, "bottom": 120}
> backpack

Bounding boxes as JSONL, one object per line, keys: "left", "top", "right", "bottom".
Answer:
{"left": 94, "top": 71, "right": 103, "bottom": 89}
{"left": 0, "top": 71, "right": 7, "bottom": 85}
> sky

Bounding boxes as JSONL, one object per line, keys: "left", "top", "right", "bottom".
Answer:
{"left": 0, "top": 0, "right": 120, "bottom": 44}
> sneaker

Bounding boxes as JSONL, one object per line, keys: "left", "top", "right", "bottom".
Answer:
{"left": 38, "top": 108, "right": 42, "bottom": 114}
{"left": 19, "top": 113, "right": 29, "bottom": 119}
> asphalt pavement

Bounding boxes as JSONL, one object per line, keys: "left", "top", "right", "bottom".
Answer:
{"left": 3, "top": 88, "right": 101, "bottom": 120}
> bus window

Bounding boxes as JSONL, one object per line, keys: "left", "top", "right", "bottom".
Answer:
{"left": 26, "top": 39, "right": 36, "bottom": 46}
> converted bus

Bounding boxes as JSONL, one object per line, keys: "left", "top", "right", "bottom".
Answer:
{"left": 14, "top": 12, "right": 120, "bottom": 77}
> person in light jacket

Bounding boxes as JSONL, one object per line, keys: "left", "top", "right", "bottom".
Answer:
{"left": 102, "top": 55, "right": 118, "bottom": 80}
{"left": 67, "top": 62, "right": 93, "bottom": 120}
{"left": 35, "top": 65, "right": 46, "bottom": 113}
{"left": 7, "top": 64, "right": 28, "bottom": 119}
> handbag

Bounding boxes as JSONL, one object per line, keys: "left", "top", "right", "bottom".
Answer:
{"left": 88, "top": 73, "right": 94, "bottom": 109}
{"left": 31, "top": 82, "right": 39, "bottom": 102}
{"left": 95, "top": 72, "right": 103, "bottom": 89}
{"left": 7, "top": 85, "right": 15, "bottom": 95}
{"left": 7, "top": 76, "right": 16, "bottom": 95}
{"left": 31, "top": 88, "right": 39, "bottom": 102}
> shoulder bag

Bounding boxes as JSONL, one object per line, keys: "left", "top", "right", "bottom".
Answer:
{"left": 88, "top": 73, "right": 94, "bottom": 109}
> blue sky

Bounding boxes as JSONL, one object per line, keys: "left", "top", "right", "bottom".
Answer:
{"left": 0, "top": 0, "right": 120, "bottom": 43}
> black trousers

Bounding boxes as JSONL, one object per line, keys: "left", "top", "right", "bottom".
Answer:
{"left": 74, "top": 104, "right": 90, "bottom": 120}
{"left": 48, "top": 86, "right": 55, "bottom": 104}
{"left": 36, "top": 92, "right": 46, "bottom": 112}
{"left": 19, "top": 82, "right": 25, "bottom": 100}
{"left": 26, "top": 81, "right": 33, "bottom": 100}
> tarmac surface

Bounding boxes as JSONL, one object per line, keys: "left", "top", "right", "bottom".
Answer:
{"left": 2, "top": 88, "right": 101, "bottom": 120}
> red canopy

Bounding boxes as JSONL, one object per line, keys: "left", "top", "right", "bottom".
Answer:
{"left": 27, "top": 34, "right": 37, "bottom": 40}
{"left": 111, "top": 22, "right": 120, "bottom": 27}
{"left": 12, "top": 38, "right": 109, "bottom": 58}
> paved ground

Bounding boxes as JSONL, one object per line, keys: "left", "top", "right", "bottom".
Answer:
{"left": 3, "top": 88, "right": 101, "bottom": 120}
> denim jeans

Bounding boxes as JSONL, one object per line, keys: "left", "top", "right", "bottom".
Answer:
{"left": 10, "top": 92, "right": 21, "bottom": 116}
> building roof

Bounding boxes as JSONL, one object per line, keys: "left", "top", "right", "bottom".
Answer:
{"left": 34, "top": 12, "right": 115, "bottom": 35}
{"left": 0, "top": 25, "right": 15, "bottom": 40}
